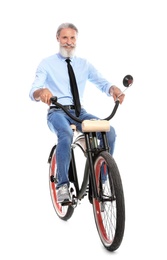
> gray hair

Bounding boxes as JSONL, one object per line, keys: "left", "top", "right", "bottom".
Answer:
{"left": 56, "top": 23, "right": 78, "bottom": 37}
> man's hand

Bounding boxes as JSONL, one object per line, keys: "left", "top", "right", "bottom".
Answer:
{"left": 110, "top": 85, "right": 125, "bottom": 104}
{"left": 33, "top": 88, "right": 53, "bottom": 105}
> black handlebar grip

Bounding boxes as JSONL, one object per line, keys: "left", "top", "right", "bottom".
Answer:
{"left": 50, "top": 96, "right": 57, "bottom": 103}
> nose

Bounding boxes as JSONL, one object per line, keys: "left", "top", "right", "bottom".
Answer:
{"left": 66, "top": 37, "right": 74, "bottom": 45}
{"left": 66, "top": 37, "right": 73, "bottom": 45}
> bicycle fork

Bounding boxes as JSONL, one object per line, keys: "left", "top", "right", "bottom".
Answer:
{"left": 84, "top": 131, "right": 109, "bottom": 201}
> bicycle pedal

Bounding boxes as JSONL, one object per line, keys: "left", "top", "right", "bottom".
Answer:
{"left": 61, "top": 199, "right": 72, "bottom": 206}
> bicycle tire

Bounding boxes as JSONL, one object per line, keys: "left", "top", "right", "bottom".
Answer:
{"left": 92, "top": 151, "right": 125, "bottom": 251}
{"left": 49, "top": 146, "right": 74, "bottom": 221}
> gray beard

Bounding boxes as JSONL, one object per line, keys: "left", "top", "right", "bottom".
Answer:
{"left": 59, "top": 46, "right": 76, "bottom": 58}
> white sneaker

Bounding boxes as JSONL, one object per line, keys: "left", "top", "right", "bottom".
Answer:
{"left": 57, "top": 184, "right": 71, "bottom": 203}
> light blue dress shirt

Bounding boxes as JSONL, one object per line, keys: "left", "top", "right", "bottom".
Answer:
{"left": 29, "top": 53, "right": 112, "bottom": 105}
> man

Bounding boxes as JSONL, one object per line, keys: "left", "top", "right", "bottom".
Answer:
{"left": 29, "top": 22, "right": 124, "bottom": 204}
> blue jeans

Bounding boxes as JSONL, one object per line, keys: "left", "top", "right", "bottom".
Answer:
{"left": 47, "top": 108, "right": 116, "bottom": 189}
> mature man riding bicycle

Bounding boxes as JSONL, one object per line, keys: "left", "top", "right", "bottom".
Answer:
{"left": 29, "top": 22, "right": 125, "bottom": 204}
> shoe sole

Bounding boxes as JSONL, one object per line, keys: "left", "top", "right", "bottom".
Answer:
{"left": 61, "top": 200, "right": 72, "bottom": 206}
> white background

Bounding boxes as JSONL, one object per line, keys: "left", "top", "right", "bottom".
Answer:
{"left": 0, "top": 0, "right": 167, "bottom": 259}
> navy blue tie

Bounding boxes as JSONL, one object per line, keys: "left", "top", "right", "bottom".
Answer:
{"left": 65, "top": 58, "right": 81, "bottom": 117}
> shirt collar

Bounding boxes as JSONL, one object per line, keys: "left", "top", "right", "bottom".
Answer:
{"left": 57, "top": 52, "right": 75, "bottom": 62}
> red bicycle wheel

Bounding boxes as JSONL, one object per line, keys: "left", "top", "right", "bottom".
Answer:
{"left": 92, "top": 151, "right": 125, "bottom": 251}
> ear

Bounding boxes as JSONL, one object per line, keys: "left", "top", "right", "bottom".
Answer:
{"left": 56, "top": 36, "right": 59, "bottom": 42}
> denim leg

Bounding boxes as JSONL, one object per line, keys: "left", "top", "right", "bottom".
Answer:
{"left": 47, "top": 110, "right": 73, "bottom": 189}
{"left": 98, "top": 126, "right": 116, "bottom": 156}
{"left": 98, "top": 126, "right": 116, "bottom": 183}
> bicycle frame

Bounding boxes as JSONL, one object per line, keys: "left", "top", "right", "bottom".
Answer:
{"left": 69, "top": 131, "right": 109, "bottom": 202}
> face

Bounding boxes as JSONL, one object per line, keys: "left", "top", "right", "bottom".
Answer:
{"left": 57, "top": 28, "right": 77, "bottom": 58}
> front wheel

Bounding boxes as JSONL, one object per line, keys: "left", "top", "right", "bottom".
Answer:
{"left": 49, "top": 146, "right": 74, "bottom": 221}
{"left": 92, "top": 151, "right": 125, "bottom": 251}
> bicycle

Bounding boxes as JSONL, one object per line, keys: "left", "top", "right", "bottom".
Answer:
{"left": 48, "top": 75, "right": 133, "bottom": 252}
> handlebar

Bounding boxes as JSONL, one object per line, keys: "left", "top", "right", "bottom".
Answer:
{"left": 50, "top": 96, "right": 120, "bottom": 123}
{"left": 50, "top": 75, "right": 133, "bottom": 123}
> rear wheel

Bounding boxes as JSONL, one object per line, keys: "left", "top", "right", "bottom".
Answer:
{"left": 92, "top": 151, "right": 125, "bottom": 251}
{"left": 49, "top": 147, "right": 74, "bottom": 221}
